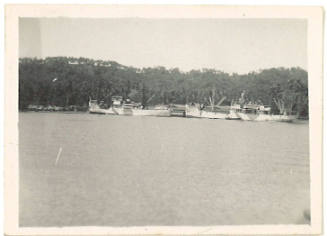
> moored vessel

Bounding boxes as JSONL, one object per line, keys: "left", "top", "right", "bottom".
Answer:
{"left": 185, "top": 104, "right": 202, "bottom": 118}
{"left": 185, "top": 104, "right": 227, "bottom": 119}
{"left": 132, "top": 105, "right": 170, "bottom": 117}
{"left": 89, "top": 96, "right": 133, "bottom": 115}
{"left": 201, "top": 109, "right": 227, "bottom": 119}
{"left": 89, "top": 100, "right": 117, "bottom": 115}
{"left": 169, "top": 105, "right": 186, "bottom": 117}
{"left": 226, "top": 103, "right": 241, "bottom": 120}
{"left": 235, "top": 103, "right": 297, "bottom": 122}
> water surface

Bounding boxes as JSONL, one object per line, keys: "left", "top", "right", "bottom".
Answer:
{"left": 19, "top": 112, "right": 310, "bottom": 226}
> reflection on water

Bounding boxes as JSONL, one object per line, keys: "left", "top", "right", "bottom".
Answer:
{"left": 19, "top": 112, "right": 310, "bottom": 226}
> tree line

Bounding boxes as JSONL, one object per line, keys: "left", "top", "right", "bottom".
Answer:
{"left": 19, "top": 57, "right": 308, "bottom": 117}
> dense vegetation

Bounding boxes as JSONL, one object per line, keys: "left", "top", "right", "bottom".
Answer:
{"left": 19, "top": 57, "right": 308, "bottom": 117}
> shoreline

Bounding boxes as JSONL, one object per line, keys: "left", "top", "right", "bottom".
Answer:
{"left": 19, "top": 110, "right": 310, "bottom": 123}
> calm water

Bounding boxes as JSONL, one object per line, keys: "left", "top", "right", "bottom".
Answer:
{"left": 19, "top": 112, "right": 310, "bottom": 226}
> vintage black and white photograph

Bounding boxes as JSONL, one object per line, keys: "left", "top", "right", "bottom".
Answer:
{"left": 4, "top": 5, "right": 323, "bottom": 235}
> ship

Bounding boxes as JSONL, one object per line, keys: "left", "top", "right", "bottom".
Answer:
{"left": 185, "top": 104, "right": 202, "bottom": 118}
{"left": 132, "top": 105, "right": 171, "bottom": 117}
{"left": 185, "top": 104, "right": 228, "bottom": 119}
{"left": 227, "top": 91, "right": 297, "bottom": 122}
{"left": 88, "top": 96, "right": 133, "bottom": 115}
{"left": 185, "top": 95, "right": 227, "bottom": 119}
{"left": 226, "top": 103, "right": 241, "bottom": 120}
{"left": 88, "top": 100, "right": 116, "bottom": 115}
{"left": 232, "top": 103, "right": 297, "bottom": 122}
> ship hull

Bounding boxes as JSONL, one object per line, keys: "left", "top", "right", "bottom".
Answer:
{"left": 89, "top": 107, "right": 117, "bottom": 115}
{"left": 185, "top": 107, "right": 202, "bottom": 118}
{"left": 132, "top": 109, "right": 170, "bottom": 117}
{"left": 237, "top": 112, "right": 297, "bottom": 122}
{"left": 112, "top": 107, "right": 131, "bottom": 116}
{"left": 201, "top": 110, "right": 227, "bottom": 119}
{"left": 185, "top": 106, "right": 226, "bottom": 119}
{"left": 226, "top": 110, "right": 241, "bottom": 120}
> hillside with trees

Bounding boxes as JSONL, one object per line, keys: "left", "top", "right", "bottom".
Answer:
{"left": 19, "top": 57, "right": 309, "bottom": 117}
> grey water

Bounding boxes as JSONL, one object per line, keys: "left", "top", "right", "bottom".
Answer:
{"left": 19, "top": 112, "right": 310, "bottom": 226}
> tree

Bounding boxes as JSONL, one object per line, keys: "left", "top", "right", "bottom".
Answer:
{"left": 19, "top": 57, "right": 308, "bottom": 117}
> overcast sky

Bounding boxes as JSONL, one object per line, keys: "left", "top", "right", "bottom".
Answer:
{"left": 19, "top": 18, "right": 307, "bottom": 74}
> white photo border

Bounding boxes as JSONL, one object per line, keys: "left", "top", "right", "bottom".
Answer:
{"left": 4, "top": 5, "right": 323, "bottom": 235}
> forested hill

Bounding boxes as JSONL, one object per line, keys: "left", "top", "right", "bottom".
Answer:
{"left": 19, "top": 57, "right": 308, "bottom": 117}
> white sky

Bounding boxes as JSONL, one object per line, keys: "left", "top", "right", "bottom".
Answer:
{"left": 19, "top": 18, "right": 307, "bottom": 74}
